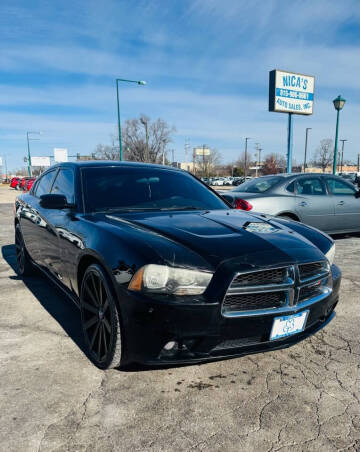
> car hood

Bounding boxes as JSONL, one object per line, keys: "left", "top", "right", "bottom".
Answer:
{"left": 107, "top": 209, "right": 326, "bottom": 270}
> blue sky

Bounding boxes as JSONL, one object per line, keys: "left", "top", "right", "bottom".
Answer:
{"left": 0, "top": 0, "right": 359, "bottom": 171}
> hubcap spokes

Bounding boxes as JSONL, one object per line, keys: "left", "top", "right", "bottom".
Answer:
{"left": 82, "top": 272, "right": 111, "bottom": 362}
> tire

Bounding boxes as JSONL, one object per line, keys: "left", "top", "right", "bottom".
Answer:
{"left": 80, "top": 264, "right": 123, "bottom": 369}
{"left": 15, "top": 224, "right": 34, "bottom": 276}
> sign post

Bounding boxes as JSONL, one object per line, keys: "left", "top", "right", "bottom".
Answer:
{"left": 269, "top": 70, "right": 315, "bottom": 173}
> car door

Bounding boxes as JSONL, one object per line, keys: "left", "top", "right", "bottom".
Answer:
{"left": 20, "top": 169, "right": 57, "bottom": 265}
{"left": 295, "top": 176, "right": 335, "bottom": 232}
{"left": 324, "top": 176, "right": 360, "bottom": 232}
{"left": 48, "top": 167, "right": 81, "bottom": 288}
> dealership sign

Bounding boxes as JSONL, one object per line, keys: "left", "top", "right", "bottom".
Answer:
{"left": 269, "top": 70, "right": 315, "bottom": 115}
{"left": 31, "top": 156, "right": 51, "bottom": 167}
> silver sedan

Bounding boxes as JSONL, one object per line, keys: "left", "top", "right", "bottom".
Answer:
{"left": 220, "top": 173, "right": 360, "bottom": 234}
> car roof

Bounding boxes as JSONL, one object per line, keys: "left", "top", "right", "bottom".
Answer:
{"left": 255, "top": 173, "right": 339, "bottom": 179}
{"left": 50, "top": 161, "right": 184, "bottom": 172}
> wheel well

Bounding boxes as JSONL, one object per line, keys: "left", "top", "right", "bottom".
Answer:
{"left": 277, "top": 212, "right": 300, "bottom": 221}
{"left": 77, "top": 255, "right": 101, "bottom": 294}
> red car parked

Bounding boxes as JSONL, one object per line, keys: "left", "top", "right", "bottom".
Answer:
{"left": 24, "top": 178, "right": 36, "bottom": 192}
{"left": 18, "top": 177, "right": 34, "bottom": 190}
{"left": 10, "top": 177, "right": 20, "bottom": 189}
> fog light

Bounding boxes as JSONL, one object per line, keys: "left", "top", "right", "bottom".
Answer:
{"left": 164, "top": 341, "right": 177, "bottom": 351}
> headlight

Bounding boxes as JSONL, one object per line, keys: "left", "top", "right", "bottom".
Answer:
{"left": 325, "top": 243, "right": 335, "bottom": 265}
{"left": 128, "top": 264, "right": 213, "bottom": 295}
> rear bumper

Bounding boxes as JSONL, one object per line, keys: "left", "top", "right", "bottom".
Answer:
{"left": 118, "top": 264, "right": 341, "bottom": 366}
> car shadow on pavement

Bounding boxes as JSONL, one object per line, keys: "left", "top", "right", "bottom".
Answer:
{"left": 1, "top": 243, "right": 88, "bottom": 359}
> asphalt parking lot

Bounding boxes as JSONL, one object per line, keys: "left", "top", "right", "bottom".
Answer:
{"left": 0, "top": 186, "right": 359, "bottom": 452}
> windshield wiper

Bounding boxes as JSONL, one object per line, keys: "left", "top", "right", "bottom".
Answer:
{"left": 159, "top": 206, "right": 204, "bottom": 211}
{"left": 94, "top": 207, "right": 160, "bottom": 213}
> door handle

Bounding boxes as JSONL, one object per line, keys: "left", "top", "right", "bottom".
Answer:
{"left": 299, "top": 201, "right": 307, "bottom": 207}
{"left": 337, "top": 201, "right": 345, "bottom": 206}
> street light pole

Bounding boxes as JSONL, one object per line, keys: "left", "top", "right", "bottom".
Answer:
{"left": 244, "top": 137, "right": 250, "bottom": 178}
{"left": 26, "top": 131, "right": 42, "bottom": 177}
{"left": 303, "top": 127, "right": 312, "bottom": 173}
{"left": 339, "top": 139, "right": 347, "bottom": 173}
{"left": 332, "top": 95, "right": 346, "bottom": 175}
{"left": 116, "top": 78, "right": 146, "bottom": 161}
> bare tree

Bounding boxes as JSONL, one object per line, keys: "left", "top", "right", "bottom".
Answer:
{"left": 32, "top": 166, "right": 46, "bottom": 176}
{"left": 123, "top": 115, "right": 176, "bottom": 163}
{"left": 235, "top": 151, "right": 253, "bottom": 176}
{"left": 194, "top": 148, "right": 222, "bottom": 177}
{"left": 311, "top": 139, "right": 334, "bottom": 172}
{"left": 93, "top": 116, "right": 175, "bottom": 163}
{"left": 262, "top": 153, "right": 286, "bottom": 175}
{"left": 94, "top": 135, "right": 119, "bottom": 160}
{"left": 15, "top": 167, "right": 28, "bottom": 176}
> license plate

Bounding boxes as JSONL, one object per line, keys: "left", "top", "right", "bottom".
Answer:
{"left": 270, "top": 310, "right": 309, "bottom": 341}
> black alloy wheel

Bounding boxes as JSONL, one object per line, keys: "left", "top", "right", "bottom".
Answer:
{"left": 80, "top": 264, "right": 122, "bottom": 369}
{"left": 15, "top": 224, "right": 34, "bottom": 276}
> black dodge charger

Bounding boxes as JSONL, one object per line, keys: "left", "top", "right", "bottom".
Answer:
{"left": 15, "top": 161, "right": 340, "bottom": 369}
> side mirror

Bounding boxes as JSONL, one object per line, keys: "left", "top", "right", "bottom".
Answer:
{"left": 355, "top": 191, "right": 360, "bottom": 199}
{"left": 40, "top": 194, "right": 71, "bottom": 209}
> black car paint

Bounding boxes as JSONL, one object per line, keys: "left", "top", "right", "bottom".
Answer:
{"left": 15, "top": 162, "right": 340, "bottom": 366}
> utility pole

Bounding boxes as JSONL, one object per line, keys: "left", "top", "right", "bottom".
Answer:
{"left": 145, "top": 122, "right": 149, "bottom": 162}
{"left": 255, "top": 143, "right": 260, "bottom": 178}
{"left": 202, "top": 144, "right": 206, "bottom": 177}
{"left": 244, "top": 137, "right": 251, "bottom": 178}
{"left": 185, "top": 139, "right": 190, "bottom": 162}
{"left": 172, "top": 149, "right": 174, "bottom": 165}
{"left": 257, "top": 148, "right": 262, "bottom": 177}
{"left": 4, "top": 155, "right": 8, "bottom": 181}
{"left": 339, "top": 139, "right": 347, "bottom": 173}
{"left": 303, "top": 128, "right": 312, "bottom": 172}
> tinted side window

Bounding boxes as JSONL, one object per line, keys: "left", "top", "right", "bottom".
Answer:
{"left": 296, "top": 178, "right": 325, "bottom": 195}
{"left": 326, "top": 177, "right": 355, "bottom": 195}
{"left": 51, "top": 169, "right": 75, "bottom": 203}
{"left": 286, "top": 181, "right": 295, "bottom": 193}
{"left": 34, "top": 171, "right": 56, "bottom": 197}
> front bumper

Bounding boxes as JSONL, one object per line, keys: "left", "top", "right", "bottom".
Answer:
{"left": 118, "top": 264, "right": 341, "bottom": 366}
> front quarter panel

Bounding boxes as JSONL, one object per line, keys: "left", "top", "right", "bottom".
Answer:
{"left": 69, "top": 214, "right": 214, "bottom": 298}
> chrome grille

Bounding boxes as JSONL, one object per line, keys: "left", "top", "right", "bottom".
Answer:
{"left": 222, "top": 261, "right": 331, "bottom": 317}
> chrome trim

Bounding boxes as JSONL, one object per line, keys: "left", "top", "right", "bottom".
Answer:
{"left": 298, "top": 260, "right": 329, "bottom": 283}
{"left": 226, "top": 280, "right": 293, "bottom": 294}
{"left": 221, "top": 261, "right": 331, "bottom": 318}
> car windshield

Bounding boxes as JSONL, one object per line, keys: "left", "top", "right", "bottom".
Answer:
{"left": 82, "top": 166, "right": 229, "bottom": 212}
{"left": 232, "top": 176, "right": 282, "bottom": 193}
